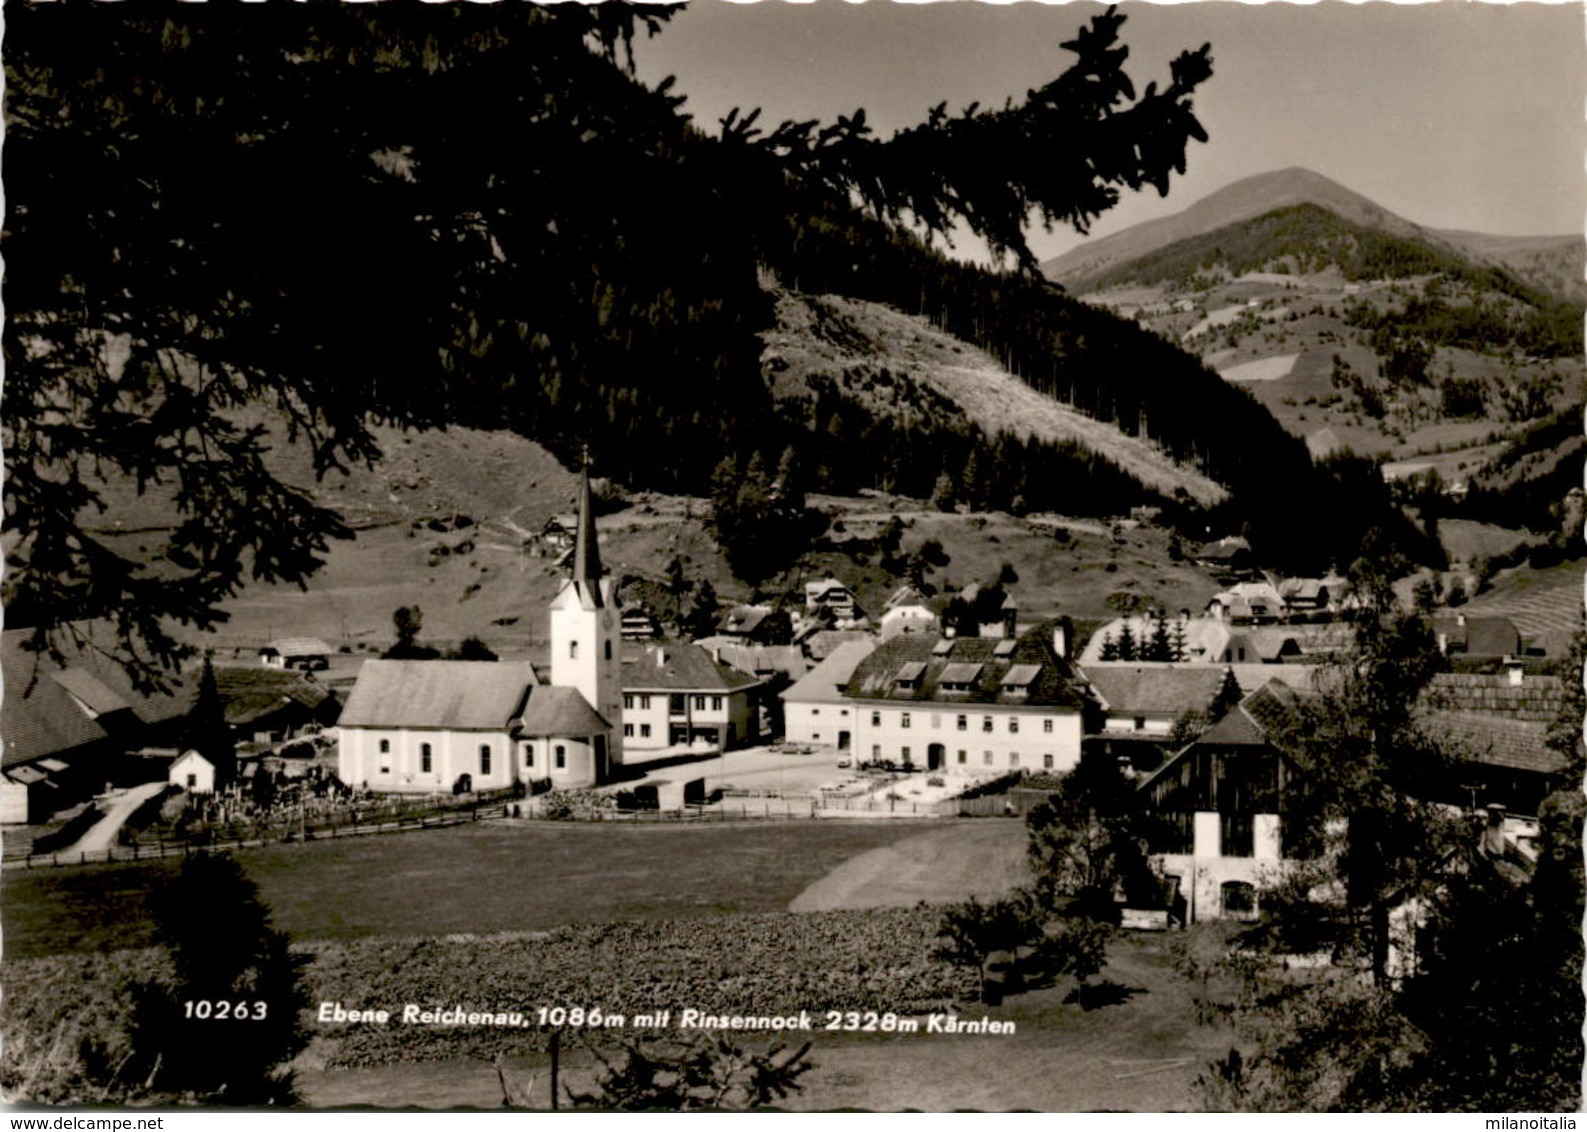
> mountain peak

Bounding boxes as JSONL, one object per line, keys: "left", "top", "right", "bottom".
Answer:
{"left": 1042, "top": 168, "right": 1423, "bottom": 286}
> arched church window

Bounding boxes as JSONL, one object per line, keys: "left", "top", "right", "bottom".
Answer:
{"left": 421, "top": 743, "right": 432, "bottom": 773}
{"left": 555, "top": 745, "right": 566, "bottom": 769}
{"left": 570, "top": 640, "right": 579, "bottom": 659}
{"left": 605, "top": 640, "right": 612, "bottom": 660}
{"left": 480, "top": 745, "right": 492, "bottom": 775}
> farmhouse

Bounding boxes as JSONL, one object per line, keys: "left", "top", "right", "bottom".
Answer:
{"left": 1206, "top": 582, "right": 1287, "bottom": 624}
{"left": 620, "top": 642, "right": 761, "bottom": 752}
{"left": 214, "top": 665, "right": 341, "bottom": 745}
{"left": 781, "top": 639, "right": 876, "bottom": 749}
{"left": 1139, "top": 681, "right": 1306, "bottom": 924}
{"left": 259, "top": 637, "right": 332, "bottom": 671}
{"left": 878, "top": 585, "right": 939, "bottom": 638}
{"left": 843, "top": 627, "right": 1089, "bottom": 775}
{"left": 337, "top": 467, "right": 621, "bottom": 792}
{"left": 1415, "top": 669, "right": 1572, "bottom": 816}
{"left": 803, "top": 578, "right": 864, "bottom": 627}
{"left": 1083, "top": 665, "right": 1230, "bottom": 741}
{"left": 1, "top": 623, "right": 196, "bottom": 823}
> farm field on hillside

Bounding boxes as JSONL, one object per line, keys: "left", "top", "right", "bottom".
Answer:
{"left": 1, "top": 819, "right": 947, "bottom": 958}
{"left": 1463, "top": 560, "right": 1584, "bottom": 639}
{"left": 290, "top": 930, "right": 1222, "bottom": 1112}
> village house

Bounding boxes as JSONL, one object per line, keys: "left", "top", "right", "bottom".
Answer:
{"left": 803, "top": 578, "right": 865, "bottom": 627}
{"left": 168, "top": 749, "right": 217, "bottom": 795}
{"left": 1083, "top": 665, "right": 1231, "bottom": 742}
{"left": 714, "top": 605, "right": 793, "bottom": 646}
{"left": 258, "top": 637, "right": 332, "bottom": 671}
{"left": 337, "top": 467, "right": 621, "bottom": 792}
{"left": 1206, "top": 581, "right": 1287, "bottom": 624}
{"left": 878, "top": 585, "right": 939, "bottom": 638}
{"left": 1, "top": 623, "right": 196, "bottom": 823}
{"left": 1193, "top": 535, "right": 1255, "bottom": 579}
{"left": 1430, "top": 613, "right": 1524, "bottom": 661}
{"left": 1138, "top": 681, "right": 1307, "bottom": 924}
{"left": 620, "top": 641, "right": 761, "bottom": 752}
{"left": 781, "top": 639, "right": 876, "bottom": 749}
{"left": 214, "top": 665, "right": 341, "bottom": 746}
{"left": 620, "top": 606, "right": 661, "bottom": 640}
{"left": 1415, "top": 666, "right": 1571, "bottom": 816}
{"left": 842, "top": 626, "right": 1090, "bottom": 775}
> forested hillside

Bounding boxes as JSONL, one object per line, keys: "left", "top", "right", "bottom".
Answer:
{"left": 6, "top": 3, "right": 1431, "bottom": 663}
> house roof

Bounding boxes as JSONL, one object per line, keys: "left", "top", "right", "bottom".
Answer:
{"left": 1419, "top": 713, "right": 1565, "bottom": 776}
{"left": 783, "top": 640, "right": 876, "bottom": 705}
{"left": 717, "top": 605, "right": 781, "bottom": 635}
{"left": 1431, "top": 616, "right": 1522, "bottom": 657}
{"left": 339, "top": 660, "right": 537, "bottom": 730}
{"left": 804, "top": 630, "right": 876, "bottom": 662}
{"left": 1139, "top": 679, "right": 1307, "bottom": 791}
{"left": 621, "top": 642, "right": 761, "bottom": 693}
{"left": 692, "top": 642, "right": 809, "bottom": 682}
{"left": 517, "top": 686, "right": 608, "bottom": 737}
{"left": 1420, "top": 673, "right": 1566, "bottom": 723}
{"left": 213, "top": 666, "right": 338, "bottom": 727}
{"left": 262, "top": 637, "right": 331, "bottom": 658}
{"left": 2, "top": 625, "right": 196, "bottom": 770}
{"left": 843, "top": 630, "right": 1087, "bottom": 709}
{"left": 1082, "top": 665, "right": 1227, "bottom": 717}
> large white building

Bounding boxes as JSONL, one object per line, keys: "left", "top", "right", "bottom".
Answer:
{"left": 620, "top": 641, "right": 760, "bottom": 752}
{"left": 842, "top": 627, "right": 1090, "bottom": 776}
{"left": 338, "top": 468, "right": 620, "bottom": 792}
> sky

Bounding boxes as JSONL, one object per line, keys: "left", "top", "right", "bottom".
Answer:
{"left": 634, "top": 1, "right": 1587, "bottom": 264}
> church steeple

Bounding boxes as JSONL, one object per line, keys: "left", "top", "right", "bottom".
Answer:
{"left": 572, "top": 462, "right": 604, "bottom": 607}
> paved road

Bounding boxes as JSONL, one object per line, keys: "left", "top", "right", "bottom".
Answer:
{"left": 64, "top": 781, "right": 169, "bottom": 855}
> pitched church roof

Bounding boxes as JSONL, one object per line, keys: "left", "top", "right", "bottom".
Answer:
{"left": 517, "top": 686, "right": 609, "bottom": 737}
{"left": 339, "top": 660, "right": 537, "bottom": 730}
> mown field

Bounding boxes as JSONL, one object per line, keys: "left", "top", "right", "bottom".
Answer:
{"left": 1, "top": 819, "right": 951, "bottom": 959}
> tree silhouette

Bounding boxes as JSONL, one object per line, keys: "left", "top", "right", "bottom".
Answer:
{"left": 5, "top": 3, "right": 1215, "bottom": 676}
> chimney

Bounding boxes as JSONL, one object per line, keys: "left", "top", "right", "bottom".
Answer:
{"left": 1456, "top": 612, "right": 1466, "bottom": 628}
{"left": 654, "top": 646, "right": 667, "bottom": 668}
{"left": 1483, "top": 804, "right": 1506, "bottom": 857}
{"left": 1053, "top": 616, "right": 1073, "bottom": 659}
{"left": 1503, "top": 657, "right": 1524, "bottom": 687}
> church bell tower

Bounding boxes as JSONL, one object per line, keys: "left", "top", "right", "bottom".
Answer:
{"left": 549, "top": 464, "right": 623, "bottom": 770}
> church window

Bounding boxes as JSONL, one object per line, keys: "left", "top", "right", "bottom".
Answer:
{"left": 555, "top": 746, "right": 566, "bottom": 769}
{"left": 605, "top": 640, "right": 612, "bottom": 660}
{"left": 526, "top": 748, "right": 535, "bottom": 768}
{"left": 570, "top": 640, "right": 579, "bottom": 660}
{"left": 379, "top": 738, "right": 390, "bottom": 754}
{"left": 480, "top": 745, "right": 492, "bottom": 775}
{"left": 623, "top": 724, "right": 634, "bottom": 737}
{"left": 421, "top": 743, "right": 432, "bottom": 773}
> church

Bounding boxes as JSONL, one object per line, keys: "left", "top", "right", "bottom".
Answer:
{"left": 337, "top": 468, "right": 622, "bottom": 792}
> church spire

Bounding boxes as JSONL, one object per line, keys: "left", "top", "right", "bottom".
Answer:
{"left": 573, "top": 461, "right": 604, "bottom": 607}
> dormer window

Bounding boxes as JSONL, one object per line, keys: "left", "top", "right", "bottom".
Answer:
{"left": 894, "top": 661, "right": 927, "bottom": 692}
{"left": 938, "top": 662, "right": 982, "bottom": 695}
{"left": 1000, "top": 664, "right": 1042, "bottom": 698}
